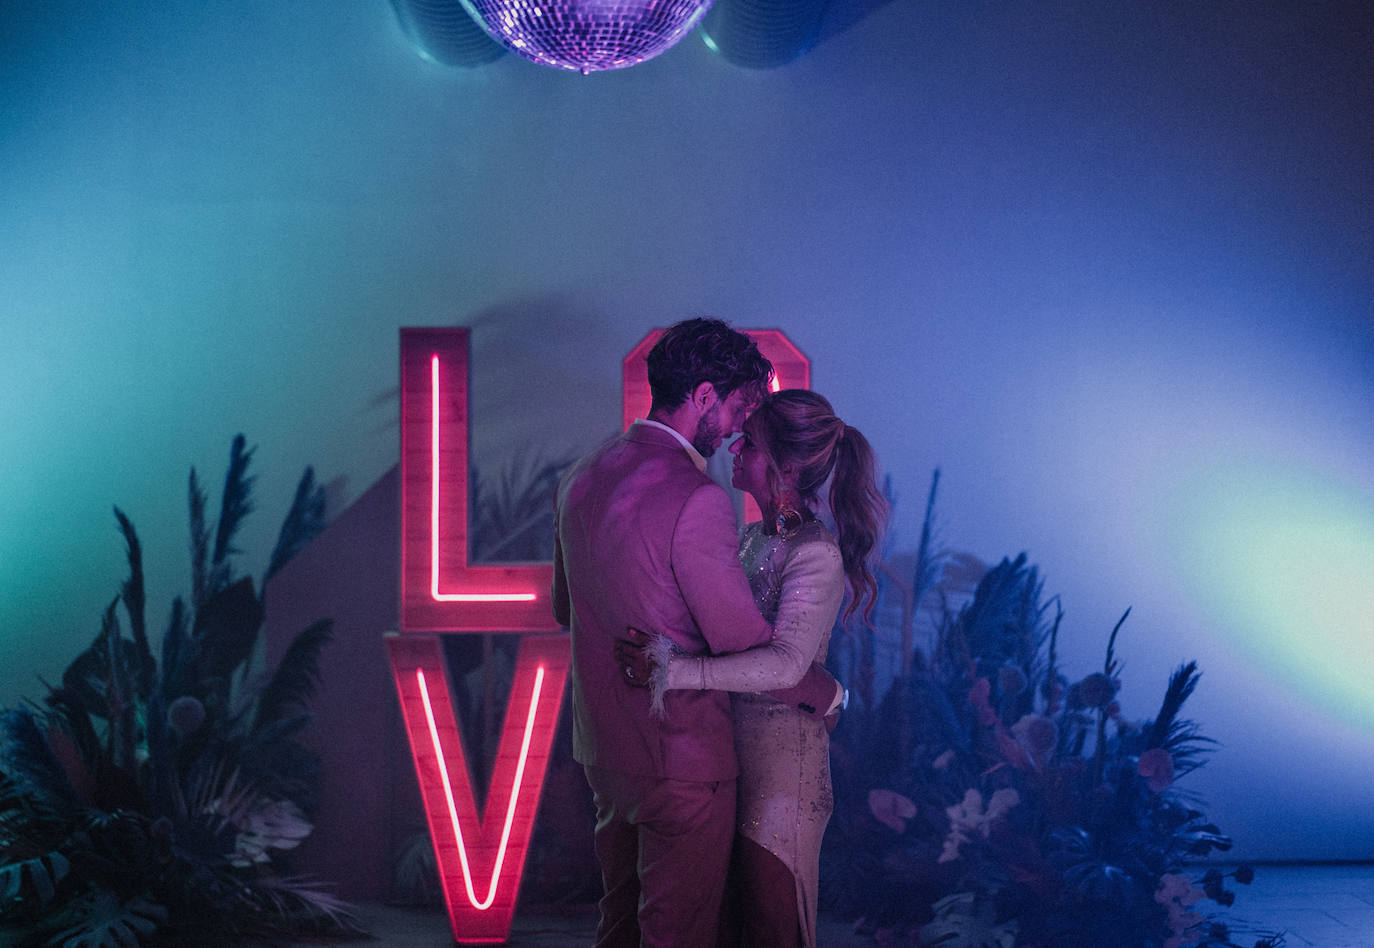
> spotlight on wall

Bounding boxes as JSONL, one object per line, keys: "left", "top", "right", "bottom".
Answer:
{"left": 457, "top": 0, "right": 715, "bottom": 74}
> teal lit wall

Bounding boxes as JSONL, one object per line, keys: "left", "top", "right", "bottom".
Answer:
{"left": 2, "top": 0, "right": 1371, "bottom": 860}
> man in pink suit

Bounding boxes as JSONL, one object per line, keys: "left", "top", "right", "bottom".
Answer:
{"left": 552, "top": 318, "right": 836, "bottom": 947}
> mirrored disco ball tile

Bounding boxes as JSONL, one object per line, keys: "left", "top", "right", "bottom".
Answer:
{"left": 463, "top": 0, "right": 713, "bottom": 72}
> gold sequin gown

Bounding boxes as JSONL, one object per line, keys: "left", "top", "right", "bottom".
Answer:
{"left": 663, "top": 520, "right": 845, "bottom": 948}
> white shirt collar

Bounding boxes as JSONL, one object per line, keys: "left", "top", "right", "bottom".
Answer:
{"left": 634, "top": 418, "right": 707, "bottom": 473}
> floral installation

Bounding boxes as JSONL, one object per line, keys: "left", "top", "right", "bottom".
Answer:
{"left": 0, "top": 436, "right": 354, "bottom": 946}
{"left": 821, "top": 473, "right": 1286, "bottom": 948}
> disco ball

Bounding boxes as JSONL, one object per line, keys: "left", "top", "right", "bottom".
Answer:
{"left": 457, "top": 0, "right": 715, "bottom": 73}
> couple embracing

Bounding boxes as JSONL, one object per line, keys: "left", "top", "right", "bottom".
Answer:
{"left": 552, "top": 318, "right": 887, "bottom": 947}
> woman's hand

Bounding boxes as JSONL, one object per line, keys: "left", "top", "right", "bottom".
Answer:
{"left": 614, "top": 626, "right": 654, "bottom": 688}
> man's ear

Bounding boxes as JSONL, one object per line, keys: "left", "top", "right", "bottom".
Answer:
{"left": 691, "top": 381, "right": 718, "bottom": 411}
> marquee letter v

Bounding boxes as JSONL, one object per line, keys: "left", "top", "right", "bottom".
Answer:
{"left": 392, "top": 328, "right": 570, "bottom": 943}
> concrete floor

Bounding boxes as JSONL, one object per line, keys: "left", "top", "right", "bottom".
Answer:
{"left": 303, "top": 901, "right": 880, "bottom": 947}
{"left": 302, "top": 864, "right": 1374, "bottom": 947}
{"left": 1205, "top": 864, "right": 1374, "bottom": 948}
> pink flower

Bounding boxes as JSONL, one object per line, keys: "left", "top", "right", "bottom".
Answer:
{"left": 1138, "top": 748, "right": 1176, "bottom": 793}
{"left": 1155, "top": 873, "right": 1201, "bottom": 905}
{"left": 1156, "top": 872, "right": 1208, "bottom": 945}
{"left": 995, "top": 727, "right": 1032, "bottom": 770}
{"left": 869, "top": 789, "right": 917, "bottom": 833}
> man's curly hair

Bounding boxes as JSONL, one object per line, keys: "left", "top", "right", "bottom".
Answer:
{"left": 646, "top": 317, "right": 774, "bottom": 413}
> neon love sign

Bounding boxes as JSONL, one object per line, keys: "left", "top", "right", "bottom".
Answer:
{"left": 391, "top": 326, "right": 808, "bottom": 944}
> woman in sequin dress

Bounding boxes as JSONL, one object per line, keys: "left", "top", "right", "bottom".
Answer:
{"left": 621, "top": 390, "right": 886, "bottom": 948}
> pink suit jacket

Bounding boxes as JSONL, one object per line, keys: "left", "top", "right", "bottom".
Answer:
{"left": 552, "top": 422, "right": 773, "bottom": 783}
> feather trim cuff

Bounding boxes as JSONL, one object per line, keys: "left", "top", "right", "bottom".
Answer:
{"left": 647, "top": 633, "right": 677, "bottom": 719}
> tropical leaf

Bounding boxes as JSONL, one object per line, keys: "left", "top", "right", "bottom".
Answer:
{"left": 158, "top": 597, "right": 191, "bottom": 703}
{"left": 1170, "top": 813, "right": 1233, "bottom": 858}
{"left": 393, "top": 831, "right": 441, "bottom": 906}
{"left": 470, "top": 448, "right": 572, "bottom": 562}
{"left": 0, "top": 849, "right": 70, "bottom": 909}
{"left": 920, "top": 891, "right": 1018, "bottom": 948}
{"left": 54, "top": 602, "right": 120, "bottom": 722}
{"left": 941, "top": 554, "right": 1047, "bottom": 684}
{"left": 141, "top": 688, "right": 177, "bottom": 821}
{"left": 249, "top": 873, "right": 359, "bottom": 931}
{"left": 252, "top": 620, "right": 332, "bottom": 733}
{"left": 35, "top": 690, "right": 102, "bottom": 800}
{"left": 189, "top": 468, "right": 212, "bottom": 613}
{"left": 1142, "top": 662, "right": 1217, "bottom": 781}
{"left": 0, "top": 770, "right": 47, "bottom": 854}
{"left": 211, "top": 434, "right": 257, "bottom": 574}
{"left": 185, "top": 760, "right": 260, "bottom": 837}
{"left": 112, "top": 507, "right": 154, "bottom": 700}
{"left": 0, "top": 709, "right": 80, "bottom": 813}
{"left": 266, "top": 466, "right": 328, "bottom": 582}
{"left": 98, "top": 596, "right": 138, "bottom": 774}
{"left": 52, "top": 891, "right": 167, "bottom": 948}
{"left": 910, "top": 468, "right": 947, "bottom": 621}
{"left": 192, "top": 576, "right": 264, "bottom": 686}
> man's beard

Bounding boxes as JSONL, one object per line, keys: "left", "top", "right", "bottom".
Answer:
{"left": 692, "top": 406, "right": 722, "bottom": 457}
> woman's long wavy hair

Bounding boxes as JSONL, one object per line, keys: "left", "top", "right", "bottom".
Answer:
{"left": 744, "top": 389, "right": 888, "bottom": 625}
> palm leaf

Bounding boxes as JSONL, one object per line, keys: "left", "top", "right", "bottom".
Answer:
{"left": 0, "top": 709, "right": 80, "bottom": 813}
{"left": 188, "top": 469, "right": 212, "bottom": 613}
{"left": 245, "top": 713, "right": 312, "bottom": 749}
{"left": 1144, "top": 662, "right": 1216, "bottom": 776}
{"left": 470, "top": 448, "right": 572, "bottom": 561}
{"left": 37, "top": 689, "right": 102, "bottom": 793}
{"left": 252, "top": 620, "right": 332, "bottom": 732}
{"left": 265, "top": 466, "right": 327, "bottom": 582}
{"left": 56, "top": 601, "right": 121, "bottom": 720}
{"left": 238, "top": 725, "right": 321, "bottom": 811}
{"left": 952, "top": 555, "right": 1038, "bottom": 672}
{"left": 1145, "top": 661, "right": 1200, "bottom": 750}
{"left": 191, "top": 577, "right": 265, "bottom": 687}
{"left": 0, "top": 768, "right": 49, "bottom": 849}
{"left": 100, "top": 599, "right": 137, "bottom": 773}
{"left": 185, "top": 760, "right": 259, "bottom": 833}
{"left": 1103, "top": 607, "right": 1130, "bottom": 677}
{"left": 910, "top": 468, "right": 946, "bottom": 619}
{"left": 158, "top": 597, "right": 191, "bottom": 703}
{"left": 1041, "top": 599, "right": 1064, "bottom": 709}
{"left": 141, "top": 688, "right": 176, "bottom": 820}
{"left": 211, "top": 434, "right": 257, "bottom": 573}
{"left": 112, "top": 508, "right": 154, "bottom": 699}
{"left": 249, "top": 874, "right": 358, "bottom": 929}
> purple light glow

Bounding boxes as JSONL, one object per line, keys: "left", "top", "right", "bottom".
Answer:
{"left": 457, "top": 0, "right": 713, "bottom": 73}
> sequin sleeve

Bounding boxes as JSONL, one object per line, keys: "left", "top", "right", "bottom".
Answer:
{"left": 664, "top": 535, "right": 844, "bottom": 693}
